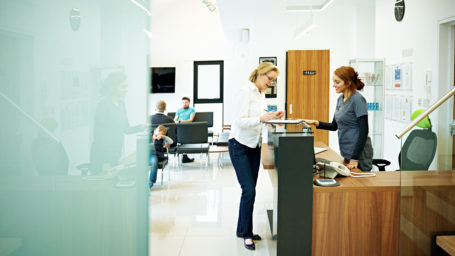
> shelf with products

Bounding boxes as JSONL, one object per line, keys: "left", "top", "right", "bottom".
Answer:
{"left": 349, "top": 58, "right": 385, "bottom": 159}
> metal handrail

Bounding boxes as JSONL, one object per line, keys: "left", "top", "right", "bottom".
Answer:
{"left": 0, "top": 90, "right": 60, "bottom": 143}
{"left": 396, "top": 87, "right": 455, "bottom": 139}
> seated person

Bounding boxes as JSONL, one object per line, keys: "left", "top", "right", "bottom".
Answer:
{"left": 151, "top": 100, "right": 174, "bottom": 124}
{"left": 149, "top": 125, "right": 173, "bottom": 189}
{"left": 174, "top": 96, "right": 196, "bottom": 163}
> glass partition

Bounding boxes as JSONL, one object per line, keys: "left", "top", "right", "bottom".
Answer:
{"left": 0, "top": 1, "right": 150, "bottom": 255}
{"left": 398, "top": 105, "right": 455, "bottom": 255}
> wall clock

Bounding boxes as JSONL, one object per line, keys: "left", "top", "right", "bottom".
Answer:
{"left": 394, "top": 0, "right": 405, "bottom": 22}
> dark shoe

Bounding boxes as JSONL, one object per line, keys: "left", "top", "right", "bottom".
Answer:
{"left": 244, "top": 238, "right": 255, "bottom": 250}
{"left": 182, "top": 155, "right": 194, "bottom": 163}
{"left": 237, "top": 234, "right": 262, "bottom": 240}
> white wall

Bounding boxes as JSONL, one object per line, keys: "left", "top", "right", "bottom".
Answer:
{"left": 375, "top": 0, "right": 455, "bottom": 170}
{"left": 150, "top": 0, "right": 375, "bottom": 151}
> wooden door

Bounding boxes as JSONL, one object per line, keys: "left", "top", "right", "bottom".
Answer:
{"left": 286, "top": 50, "right": 330, "bottom": 144}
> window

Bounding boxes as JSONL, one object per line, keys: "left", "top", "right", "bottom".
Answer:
{"left": 194, "top": 60, "right": 223, "bottom": 103}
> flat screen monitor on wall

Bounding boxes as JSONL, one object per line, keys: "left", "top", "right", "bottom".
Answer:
{"left": 151, "top": 67, "right": 175, "bottom": 93}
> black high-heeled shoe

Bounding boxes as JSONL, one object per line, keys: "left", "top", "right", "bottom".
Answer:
{"left": 237, "top": 234, "right": 262, "bottom": 240}
{"left": 244, "top": 238, "right": 255, "bottom": 250}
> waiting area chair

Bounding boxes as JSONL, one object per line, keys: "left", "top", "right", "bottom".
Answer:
{"left": 168, "top": 111, "right": 214, "bottom": 144}
{"left": 373, "top": 110, "right": 437, "bottom": 171}
{"left": 167, "top": 112, "right": 176, "bottom": 119}
{"left": 193, "top": 112, "right": 214, "bottom": 143}
{"left": 176, "top": 121, "right": 210, "bottom": 166}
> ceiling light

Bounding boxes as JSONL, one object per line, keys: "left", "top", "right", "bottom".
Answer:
{"left": 287, "top": 0, "right": 335, "bottom": 12}
{"left": 130, "top": 0, "right": 152, "bottom": 16}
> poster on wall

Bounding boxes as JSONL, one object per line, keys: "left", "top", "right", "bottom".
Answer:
{"left": 400, "top": 96, "right": 412, "bottom": 122}
{"left": 385, "top": 94, "right": 412, "bottom": 122}
{"left": 394, "top": 65, "right": 401, "bottom": 88}
{"left": 392, "top": 95, "right": 401, "bottom": 120}
{"left": 259, "top": 56, "right": 277, "bottom": 98}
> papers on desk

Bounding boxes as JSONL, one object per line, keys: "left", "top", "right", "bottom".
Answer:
{"left": 314, "top": 147, "right": 328, "bottom": 154}
{"left": 266, "top": 119, "right": 303, "bottom": 124}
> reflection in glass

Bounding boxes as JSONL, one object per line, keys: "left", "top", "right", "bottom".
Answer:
{"left": 0, "top": 1, "right": 150, "bottom": 255}
{"left": 90, "top": 71, "right": 143, "bottom": 175}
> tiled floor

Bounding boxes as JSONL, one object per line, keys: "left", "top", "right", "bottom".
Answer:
{"left": 149, "top": 153, "right": 277, "bottom": 256}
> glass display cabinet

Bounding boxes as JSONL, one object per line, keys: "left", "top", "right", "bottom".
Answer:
{"left": 349, "top": 58, "right": 385, "bottom": 158}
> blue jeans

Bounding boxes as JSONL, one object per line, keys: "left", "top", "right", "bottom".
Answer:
{"left": 228, "top": 138, "right": 261, "bottom": 239}
{"left": 149, "top": 154, "right": 158, "bottom": 188}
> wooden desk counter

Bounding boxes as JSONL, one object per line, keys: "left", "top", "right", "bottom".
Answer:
{"left": 313, "top": 173, "right": 400, "bottom": 256}
{"left": 261, "top": 141, "right": 400, "bottom": 256}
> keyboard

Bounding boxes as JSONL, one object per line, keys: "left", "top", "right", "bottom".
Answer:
{"left": 315, "top": 158, "right": 331, "bottom": 165}
{"left": 314, "top": 147, "right": 328, "bottom": 154}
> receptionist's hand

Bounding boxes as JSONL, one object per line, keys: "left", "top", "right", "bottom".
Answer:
{"left": 303, "top": 119, "right": 319, "bottom": 126}
{"left": 347, "top": 159, "right": 359, "bottom": 169}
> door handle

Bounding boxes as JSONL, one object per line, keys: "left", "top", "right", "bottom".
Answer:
{"left": 289, "top": 104, "right": 292, "bottom": 115}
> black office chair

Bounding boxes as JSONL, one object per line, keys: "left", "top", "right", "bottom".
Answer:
{"left": 373, "top": 112, "right": 437, "bottom": 171}
{"left": 176, "top": 121, "right": 210, "bottom": 166}
{"left": 193, "top": 112, "right": 214, "bottom": 144}
{"left": 31, "top": 138, "right": 69, "bottom": 175}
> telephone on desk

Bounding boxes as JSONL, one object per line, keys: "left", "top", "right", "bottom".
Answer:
{"left": 315, "top": 158, "right": 376, "bottom": 179}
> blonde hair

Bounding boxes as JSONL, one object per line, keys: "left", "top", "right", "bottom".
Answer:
{"left": 155, "top": 125, "right": 167, "bottom": 135}
{"left": 156, "top": 100, "right": 166, "bottom": 113}
{"left": 249, "top": 62, "right": 279, "bottom": 83}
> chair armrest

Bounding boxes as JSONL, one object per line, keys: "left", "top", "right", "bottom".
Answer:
{"left": 372, "top": 159, "right": 391, "bottom": 171}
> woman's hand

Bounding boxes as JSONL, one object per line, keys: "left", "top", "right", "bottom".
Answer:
{"left": 274, "top": 110, "right": 284, "bottom": 119}
{"left": 260, "top": 111, "right": 279, "bottom": 123}
{"left": 303, "top": 119, "right": 319, "bottom": 126}
{"left": 347, "top": 159, "right": 359, "bottom": 170}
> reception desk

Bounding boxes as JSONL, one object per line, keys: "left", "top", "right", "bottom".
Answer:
{"left": 262, "top": 141, "right": 400, "bottom": 256}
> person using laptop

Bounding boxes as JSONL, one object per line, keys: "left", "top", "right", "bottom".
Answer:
{"left": 228, "top": 62, "right": 283, "bottom": 250}
{"left": 304, "top": 66, "right": 373, "bottom": 171}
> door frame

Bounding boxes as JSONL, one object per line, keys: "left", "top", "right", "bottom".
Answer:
{"left": 437, "top": 16, "right": 455, "bottom": 169}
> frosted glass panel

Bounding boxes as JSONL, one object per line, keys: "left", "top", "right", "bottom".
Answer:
{"left": 198, "top": 65, "right": 220, "bottom": 99}
{"left": 0, "top": 1, "right": 150, "bottom": 255}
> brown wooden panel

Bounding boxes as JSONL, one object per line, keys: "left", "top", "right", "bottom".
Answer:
{"left": 437, "top": 236, "right": 455, "bottom": 255}
{"left": 312, "top": 189, "right": 400, "bottom": 256}
{"left": 287, "top": 50, "right": 330, "bottom": 144}
{"left": 399, "top": 171, "right": 455, "bottom": 256}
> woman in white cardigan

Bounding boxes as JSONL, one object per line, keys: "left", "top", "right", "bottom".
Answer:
{"left": 228, "top": 62, "right": 284, "bottom": 250}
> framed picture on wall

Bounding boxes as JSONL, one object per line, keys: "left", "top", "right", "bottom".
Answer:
{"left": 259, "top": 56, "right": 277, "bottom": 65}
{"left": 259, "top": 56, "right": 277, "bottom": 98}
